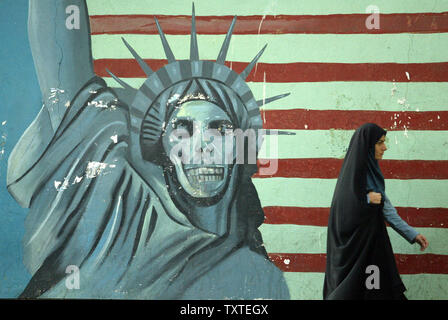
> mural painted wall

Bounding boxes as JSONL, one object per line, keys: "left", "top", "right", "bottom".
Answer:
{"left": 1, "top": 0, "right": 448, "bottom": 299}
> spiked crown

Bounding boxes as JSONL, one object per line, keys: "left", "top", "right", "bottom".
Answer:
{"left": 107, "top": 4, "right": 290, "bottom": 163}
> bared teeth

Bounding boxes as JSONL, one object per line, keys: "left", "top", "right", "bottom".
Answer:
{"left": 186, "top": 167, "right": 224, "bottom": 176}
{"left": 185, "top": 167, "right": 225, "bottom": 183}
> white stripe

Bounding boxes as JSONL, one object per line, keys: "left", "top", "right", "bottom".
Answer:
{"left": 259, "top": 224, "right": 448, "bottom": 255}
{"left": 401, "top": 274, "right": 448, "bottom": 299}
{"left": 92, "top": 33, "right": 448, "bottom": 64}
{"left": 252, "top": 82, "right": 448, "bottom": 112}
{"left": 283, "top": 272, "right": 324, "bottom": 300}
{"left": 252, "top": 178, "right": 448, "bottom": 208}
{"left": 257, "top": 130, "right": 448, "bottom": 161}
{"left": 86, "top": 0, "right": 448, "bottom": 15}
{"left": 104, "top": 78, "right": 448, "bottom": 112}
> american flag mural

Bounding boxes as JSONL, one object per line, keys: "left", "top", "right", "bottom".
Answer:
{"left": 87, "top": 0, "right": 448, "bottom": 299}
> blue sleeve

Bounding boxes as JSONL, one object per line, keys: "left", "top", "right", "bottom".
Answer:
{"left": 383, "top": 194, "right": 419, "bottom": 244}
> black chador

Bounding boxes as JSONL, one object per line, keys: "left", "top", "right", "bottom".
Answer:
{"left": 323, "top": 123, "right": 406, "bottom": 300}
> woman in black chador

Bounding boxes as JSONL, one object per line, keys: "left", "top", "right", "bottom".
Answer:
{"left": 323, "top": 123, "right": 428, "bottom": 300}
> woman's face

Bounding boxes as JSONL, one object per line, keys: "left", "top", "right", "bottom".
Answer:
{"left": 375, "top": 135, "right": 387, "bottom": 160}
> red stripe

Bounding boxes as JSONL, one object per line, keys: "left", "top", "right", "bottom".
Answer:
{"left": 264, "top": 207, "right": 330, "bottom": 226}
{"left": 255, "top": 159, "right": 448, "bottom": 180}
{"left": 261, "top": 109, "right": 448, "bottom": 131}
{"left": 90, "top": 13, "right": 448, "bottom": 35}
{"left": 263, "top": 206, "right": 448, "bottom": 228}
{"left": 268, "top": 253, "right": 448, "bottom": 274}
{"left": 94, "top": 59, "right": 448, "bottom": 82}
{"left": 397, "top": 207, "right": 448, "bottom": 228}
{"left": 269, "top": 253, "right": 327, "bottom": 273}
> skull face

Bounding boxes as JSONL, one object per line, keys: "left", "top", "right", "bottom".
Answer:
{"left": 162, "top": 100, "right": 235, "bottom": 199}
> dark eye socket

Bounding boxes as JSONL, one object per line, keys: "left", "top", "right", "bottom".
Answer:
{"left": 209, "top": 120, "right": 234, "bottom": 135}
{"left": 172, "top": 119, "right": 193, "bottom": 136}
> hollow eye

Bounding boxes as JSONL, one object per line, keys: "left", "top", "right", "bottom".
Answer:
{"left": 171, "top": 118, "right": 194, "bottom": 137}
{"left": 209, "top": 120, "right": 234, "bottom": 136}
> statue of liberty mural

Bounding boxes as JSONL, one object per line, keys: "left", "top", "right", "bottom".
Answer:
{"left": 7, "top": 0, "right": 290, "bottom": 299}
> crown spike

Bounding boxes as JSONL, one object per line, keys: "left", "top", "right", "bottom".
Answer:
{"left": 217, "top": 16, "right": 237, "bottom": 65}
{"left": 240, "top": 44, "right": 267, "bottom": 80}
{"left": 256, "top": 93, "right": 290, "bottom": 107}
{"left": 121, "top": 37, "right": 153, "bottom": 77}
{"left": 154, "top": 17, "right": 176, "bottom": 63}
{"left": 190, "top": 3, "right": 199, "bottom": 61}
{"left": 106, "top": 68, "right": 137, "bottom": 94}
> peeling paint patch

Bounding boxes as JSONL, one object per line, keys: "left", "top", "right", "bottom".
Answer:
{"left": 167, "top": 93, "right": 180, "bottom": 104}
{"left": 88, "top": 100, "right": 117, "bottom": 110}
{"left": 73, "top": 176, "right": 83, "bottom": 184}
{"left": 54, "top": 181, "right": 61, "bottom": 189}
{"left": 391, "top": 82, "right": 397, "bottom": 96}
{"left": 53, "top": 161, "right": 118, "bottom": 192}
{"left": 48, "top": 88, "right": 65, "bottom": 104}
{"left": 54, "top": 178, "right": 69, "bottom": 192}
{"left": 178, "top": 93, "right": 207, "bottom": 105}
{"left": 85, "top": 161, "right": 108, "bottom": 179}
{"left": 397, "top": 97, "right": 407, "bottom": 105}
{"left": 397, "top": 97, "right": 411, "bottom": 111}
{"left": 0, "top": 132, "right": 7, "bottom": 160}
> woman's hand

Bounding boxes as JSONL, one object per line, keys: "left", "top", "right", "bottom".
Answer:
{"left": 368, "top": 191, "right": 382, "bottom": 204}
{"left": 414, "top": 234, "right": 429, "bottom": 251}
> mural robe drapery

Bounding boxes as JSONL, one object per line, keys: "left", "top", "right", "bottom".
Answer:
{"left": 7, "top": 77, "right": 290, "bottom": 299}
